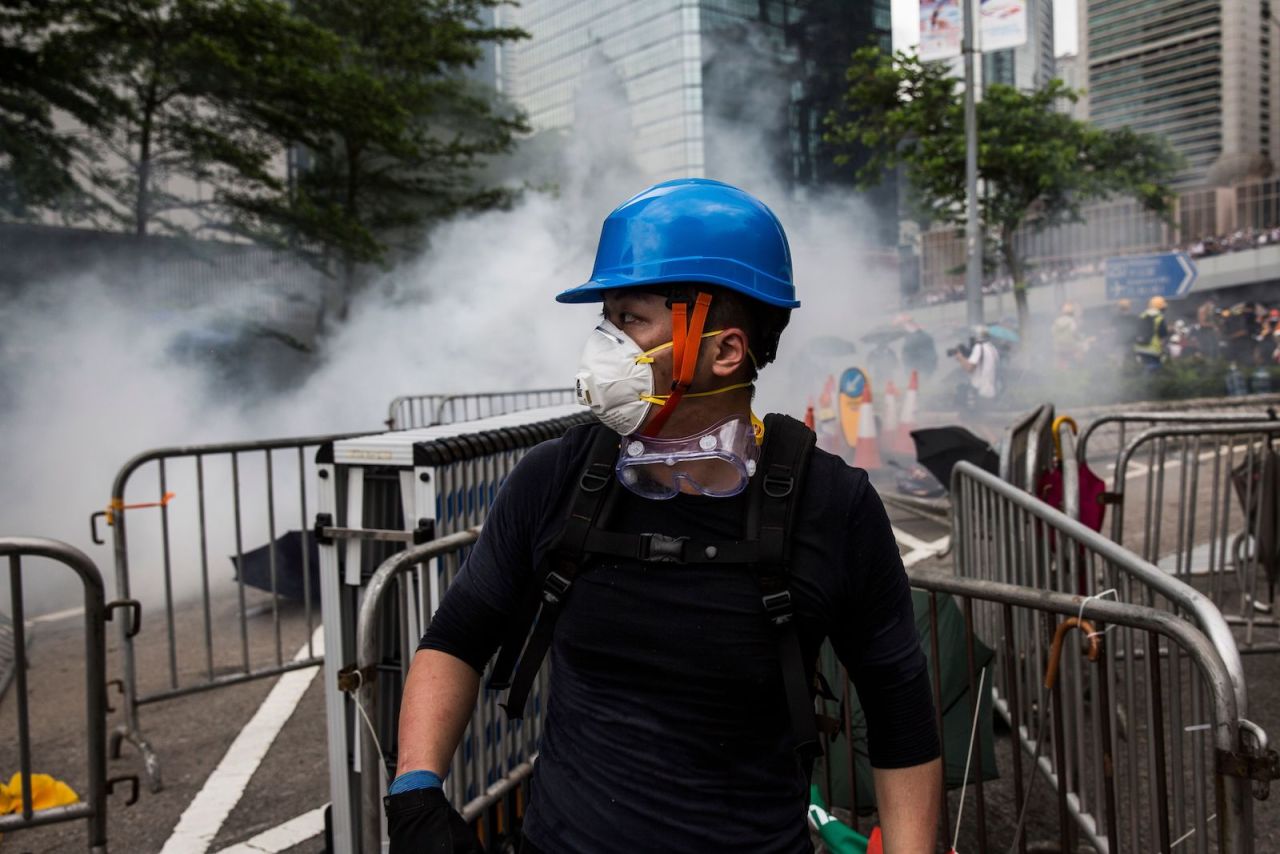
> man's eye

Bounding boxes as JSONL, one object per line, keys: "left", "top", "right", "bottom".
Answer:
{"left": 620, "top": 312, "right": 640, "bottom": 324}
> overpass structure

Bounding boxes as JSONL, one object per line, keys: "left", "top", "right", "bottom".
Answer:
{"left": 912, "top": 244, "right": 1280, "bottom": 331}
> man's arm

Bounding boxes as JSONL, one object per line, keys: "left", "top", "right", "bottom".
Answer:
{"left": 873, "top": 759, "right": 943, "bottom": 853}
{"left": 395, "top": 649, "right": 480, "bottom": 777}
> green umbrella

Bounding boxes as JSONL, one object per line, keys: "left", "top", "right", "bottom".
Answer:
{"left": 812, "top": 590, "right": 998, "bottom": 814}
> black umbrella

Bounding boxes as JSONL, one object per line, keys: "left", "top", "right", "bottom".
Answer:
{"left": 230, "top": 530, "right": 321, "bottom": 604}
{"left": 910, "top": 426, "right": 999, "bottom": 490}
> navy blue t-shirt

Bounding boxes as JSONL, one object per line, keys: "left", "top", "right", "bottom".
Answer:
{"left": 419, "top": 423, "right": 939, "bottom": 853}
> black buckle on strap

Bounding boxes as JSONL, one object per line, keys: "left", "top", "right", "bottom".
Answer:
{"left": 762, "top": 590, "right": 793, "bottom": 626}
{"left": 763, "top": 471, "right": 794, "bottom": 498}
{"left": 580, "top": 462, "right": 612, "bottom": 493}
{"left": 639, "top": 533, "right": 688, "bottom": 563}
{"left": 542, "top": 570, "right": 572, "bottom": 605}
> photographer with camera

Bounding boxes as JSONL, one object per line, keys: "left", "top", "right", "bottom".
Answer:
{"left": 951, "top": 325, "right": 1000, "bottom": 409}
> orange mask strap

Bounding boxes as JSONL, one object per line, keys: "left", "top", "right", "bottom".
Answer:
{"left": 643, "top": 293, "right": 713, "bottom": 437}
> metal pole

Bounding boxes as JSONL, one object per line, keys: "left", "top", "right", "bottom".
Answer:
{"left": 963, "top": 0, "right": 983, "bottom": 328}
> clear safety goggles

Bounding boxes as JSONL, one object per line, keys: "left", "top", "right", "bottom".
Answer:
{"left": 615, "top": 416, "right": 760, "bottom": 499}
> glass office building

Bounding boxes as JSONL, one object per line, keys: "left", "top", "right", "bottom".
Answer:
{"left": 492, "top": 0, "right": 893, "bottom": 193}
{"left": 1082, "top": 0, "right": 1280, "bottom": 186}
{"left": 982, "top": 0, "right": 1056, "bottom": 92}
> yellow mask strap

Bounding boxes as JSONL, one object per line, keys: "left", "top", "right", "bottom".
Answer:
{"left": 639, "top": 381, "right": 753, "bottom": 406}
{"left": 635, "top": 330, "right": 724, "bottom": 365}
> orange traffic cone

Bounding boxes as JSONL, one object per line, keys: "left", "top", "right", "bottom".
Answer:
{"left": 803, "top": 402, "right": 815, "bottom": 431}
{"left": 852, "top": 385, "right": 882, "bottom": 471}
{"left": 899, "top": 370, "right": 920, "bottom": 455}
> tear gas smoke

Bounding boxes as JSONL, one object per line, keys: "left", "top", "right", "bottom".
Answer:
{"left": 0, "top": 36, "right": 904, "bottom": 617}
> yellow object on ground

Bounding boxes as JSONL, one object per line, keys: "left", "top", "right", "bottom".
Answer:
{"left": 0, "top": 771, "right": 79, "bottom": 816}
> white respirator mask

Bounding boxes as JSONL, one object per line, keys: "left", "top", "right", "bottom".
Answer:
{"left": 574, "top": 319, "right": 657, "bottom": 435}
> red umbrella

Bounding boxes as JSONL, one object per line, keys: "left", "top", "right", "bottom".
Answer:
{"left": 1036, "top": 417, "right": 1109, "bottom": 593}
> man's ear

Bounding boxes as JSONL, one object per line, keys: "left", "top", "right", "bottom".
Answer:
{"left": 708, "top": 328, "right": 750, "bottom": 379}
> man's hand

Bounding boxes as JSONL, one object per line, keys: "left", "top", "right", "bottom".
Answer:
{"left": 872, "top": 757, "right": 942, "bottom": 853}
{"left": 385, "top": 786, "right": 482, "bottom": 854}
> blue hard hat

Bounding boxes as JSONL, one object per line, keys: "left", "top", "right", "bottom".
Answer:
{"left": 557, "top": 178, "right": 799, "bottom": 308}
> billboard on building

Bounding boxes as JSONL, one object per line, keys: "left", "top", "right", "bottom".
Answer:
{"left": 919, "top": 0, "right": 962, "bottom": 61}
{"left": 980, "top": 0, "right": 1027, "bottom": 51}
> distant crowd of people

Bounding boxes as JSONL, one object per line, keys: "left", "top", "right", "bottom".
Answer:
{"left": 1185, "top": 226, "right": 1280, "bottom": 258}
{"left": 1050, "top": 295, "right": 1280, "bottom": 371}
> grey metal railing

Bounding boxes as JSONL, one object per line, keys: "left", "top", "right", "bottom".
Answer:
{"left": 96, "top": 430, "right": 371, "bottom": 790}
{"left": 0, "top": 537, "right": 140, "bottom": 852}
{"left": 350, "top": 528, "right": 539, "bottom": 854}
{"left": 385, "top": 389, "right": 577, "bottom": 430}
{"left": 1107, "top": 421, "right": 1280, "bottom": 654}
{"left": 908, "top": 569, "right": 1261, "bottom": 853}
{"left": 1078, "top": 411, "right": 1278, "bottom": 475}
{"left": 951, "top": 460, "right": 1276, "bottom": 852}
{"left": 318, "top": 406, "right": 589, "bottom": 851}
{"left": 998, "top": 404, "right": 1053, "bottom": 492}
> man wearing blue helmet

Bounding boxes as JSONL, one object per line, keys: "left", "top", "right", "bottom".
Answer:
{"left": 386, "top": 180, "right": 941, "bottom": 853}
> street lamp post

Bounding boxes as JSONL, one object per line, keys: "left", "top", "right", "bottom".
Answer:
{"left": 963, "top": 0, "right": 983, "bottom": 328}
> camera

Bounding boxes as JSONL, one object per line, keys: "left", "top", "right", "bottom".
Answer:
{"left": 946, "top": 341, "right": 972, "bottom": 358}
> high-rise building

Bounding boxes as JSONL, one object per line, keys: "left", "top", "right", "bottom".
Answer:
{"left": 1081, "top": 0, "right": 1280, "bottom": 186}
{"left": 982, "top": 0, "right": 1056, "bottom": 92}
{"left": 491, "top": 1, "right": 893, "bottom": 206}
{"left": 1053, "top": 53, "right": 1088, "bottom": 120}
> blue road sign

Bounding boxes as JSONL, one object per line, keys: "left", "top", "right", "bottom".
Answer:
{"left": 1104, "top": 252, "right": 1198, "bottom": 301}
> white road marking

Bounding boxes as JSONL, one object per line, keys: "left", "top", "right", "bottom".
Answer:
{"left": 893, "top": 527, "right": 950, "bottom": 567}
{"left": 160, "top": 625, "right": 325, "bottom": 854}
{"left": 212, "top": 807, "right": 326, "bottom": 854}
{"left": 26, "top": 605, "right": 85, "bottom": 625}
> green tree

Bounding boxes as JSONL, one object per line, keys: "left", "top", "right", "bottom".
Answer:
{"left": 826, "top": 47, "right": 1180, "bottom": 330}
{"left": 241, "top": 0, "right": 530, "bottom": 320}
{"left": 78, "top": 0, "right": 333, "bottom": 237}
{"left": 0, "top": 0, "right": 117, "bottom": 217}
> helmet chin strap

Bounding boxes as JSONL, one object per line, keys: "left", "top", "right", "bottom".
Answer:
{"left": 641, "top": 292, "right": 713, "bottom": 437}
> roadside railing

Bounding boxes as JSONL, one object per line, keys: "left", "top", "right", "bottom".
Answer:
{"left": 908, "top": 569, "right": 1265, "bottom": 854}
{"left": 317, "top": 405, "right": 591, "bottom": 851}
{"left": 998, "top": 403, "right": 1056, "bottom": 493}
{"left": 349, "top": 528, "right": 545, "bottom": 854}
{"left": 951, "top": 460, "right": 1277, "bottom": 852}
{"left": 94, "top": 430, "right": 371, "bottom": 790}
{"left": 385, "top": 389, "right": 577, "bottom": 430}
{"left": 1078, "top": 411, "right": 1277, "bottom": 476}
{"left": 343, "top": 520, "right": 1276, "bottom": 853}
{"left": 0, "top": 537, "right": 140, "bottom": 852}
{"left": 1105, "top": 421, "right": 1280, "bottom": 654}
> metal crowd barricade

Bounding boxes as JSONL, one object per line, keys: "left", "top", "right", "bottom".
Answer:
{"left": 951, "top": 460, "right": 1277, "bottom": 852}
{"left": 1104, "top": 421, "right": 1280, "bottom": 654}
{"left": 385, "top": 388, "right": 577, "bottom": 430}
{"left": 999, "top": 403, "right": 1055, "bottom": 492}
{"left": 905, "top": 569, "right": 1262, "bottom": 854}
{"left": 95, "top": 430, "right": 371, "bottom": 790}
{"left": 350, "top": 528, "right": 544, "bottom": 854}
{"left": 1078, "top": 410, "right": 1277, "bottom": 476}
{"left": 0, "top": 537, "right": 140, "bottom": 852}
{"left": 316, "top": 404, "right": 590, "bottom": 852}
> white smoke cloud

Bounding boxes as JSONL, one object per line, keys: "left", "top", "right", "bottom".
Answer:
{"left": 0, "top": 25, "right": 904, "bottom": 616}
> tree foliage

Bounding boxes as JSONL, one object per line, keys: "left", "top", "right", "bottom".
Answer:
{"left": 236, "top": 0, "right": 530, "bottom": 314}
{"left": 1, "top": 0, "right": 529, "bottom": 319}
{"left": 825, "top": 47, "right": 1180, "bottom": 326}
{"left": 79, "top": 0, "right": 336, "bottom": 237}
{"left": 0, "top": 1, "right": 116, "bottom": 217}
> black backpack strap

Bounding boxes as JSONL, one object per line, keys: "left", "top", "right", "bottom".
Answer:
{"left": 749, "top": 413, "right": 820, "bottom": 761}
{"left": 489, "top": 426, "right": 619, "bottom": 716}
